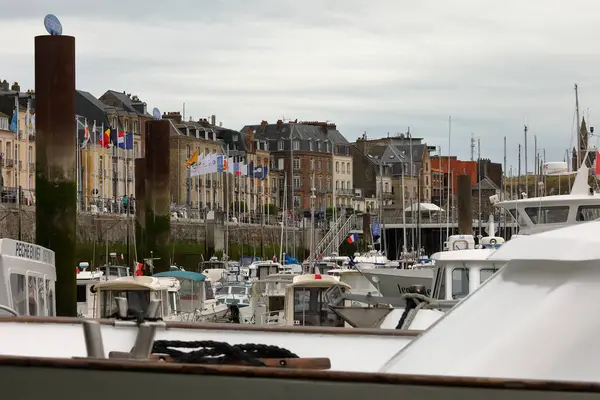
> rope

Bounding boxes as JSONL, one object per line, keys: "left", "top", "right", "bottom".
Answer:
{"left": 151, "top": 340, "right": 299, "bottom": 366}
{"left": 396, "top": 293, "right": 433, "bottom": 329}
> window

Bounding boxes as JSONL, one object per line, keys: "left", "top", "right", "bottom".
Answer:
{"left": 28, "top": 146, "right": 32, "bottom": 163}
{"left": 293, "top": 175, "right": 301, "bottom": 189}
{"left": 480, "top": 268, "right": 497, "bottom": 284}
{"left": 335, "top": 180, "right": 339, "bottom": 189}
{"left": 347, "top": 162, "right": 351, "bottom": 174}
{"left": 265, "top": 141, "right": 269, "bottom": 151}
{"left": 278, "top": 158, "right": 284, "bottom": 170}
{"left": 326, "top": 161, "right": 330, "bottom": 172}
{"left": 326, "top": 177, "right": 331, "bottom": 189}
{"left": 317, "top": 141, "right": 321, "bottom": 151}
{"left": 10, "top": 273, "right": 26, "bottom": 315}
{"left": 124, "top": 119, "right": 129, "bottom": 132}
{"left": 576, "top": 205, "right": 600, "bottom": 221}
{"left": 293, "top": 195, "right": 301, "bottom": 208}
{"left": 433, "top": 267, "right": 446, "bottom": 300}
{"left": 309, "top": 141, "right": 313, "bottom": 151}
{"left": 524, "top": 206, "right": 569, "bottom": 224}
{"left": 77, "top": 284, "right": 87, "bottom": 303}
{"left": 28, "top": 275, "right": 38, "bottom": 316}
{"left": 347, "top": 180, "right": 350, "bottom": 190}
{"left": 293, "top": 287, "right": 344, "bottom": 327}
{"left": 46, "top": 279, "right": 54, "bottom": 316}
{"left": 309, "top": 158, "right": 314, "bottom": 170}
{"left": 326, "top": 142, "right": 331, "bottom": 152}
{"left": 317, "top": 159, "right": 322, "bottom": 170}
{"left": 293, "top": 140, "right": 300, "bottom": 151}
{"left": 336, "top": 162, "right": 339, "bottom": 173}
{"left": 451, "top": 268, "right": 469, "bottom": 300}
{"left": 37, "top": 277, "right": 46, "bottom": 316}
{"left": 341, "top": 163, "right": 345, "bottom": 173}
{"left": 293, "top": 158, "right": 300, "bottom": 170}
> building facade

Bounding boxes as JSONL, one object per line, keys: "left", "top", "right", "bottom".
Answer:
{"left": 243, "top": 120, "right": 352, "bottom": 212}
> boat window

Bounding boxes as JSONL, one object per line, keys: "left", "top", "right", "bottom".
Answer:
{"left": 37, "top": 277, "right": 46, "bottom": 316}
{"left": 10, "top": 273, "right": 26, "bottom": 315}
{"left": 293, "top": 287, "right": 344, "bottom": 327}
{"left": 524, "top": 206, "right": 569, "bottom": 224}
{"left": 230, "top": 286, "right": 247, "bottom": 295}
{"left": 100, "top": 290, "right": 150, "bottom": 318}
{"left": 27, "top": 275, "right": 38, "bottom": 316}
{"left": 576, "top": 205, "right": 600, "bottom": 221}
{"left": 77, "top": 284, "right": 87, "bottom": 303}
{"left": 480, "top": 268, "right": 498, "bottom": 284}
{"left": 46, "top": 280, "right": 55, "bottom": 316}
{"left": 451, "top": 268, "right": 469, "bottom": 300}
{"left": 170, "top": 292, "right": 180, "bottom": 312}
{"left": 432, "top": 267, "right": 446, "bottom": 300}
{"left": 205, "top": 281, "right": 215, "bottom": 300}
{"left": 215, "top": 286, "right": 229, "bottom": 296}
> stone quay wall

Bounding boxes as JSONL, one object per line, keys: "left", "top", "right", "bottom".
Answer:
{"left": 0, "top": 207, "right": 311, "bottom": 250}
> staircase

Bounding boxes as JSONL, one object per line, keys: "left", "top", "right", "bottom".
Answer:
{"left": 308, "top": 211, "right": 356, "bottom": 261}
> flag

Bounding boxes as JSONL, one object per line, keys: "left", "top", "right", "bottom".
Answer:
{"left": 135, "top": 261, "right": 144, "bottom": 276}
{"left": 234, "top": 162, "right": 241, "bottom": 176}
{"left": 99, "top": 128, "right": 111, "bottom": 148}
{"left": 185, "top": 150, "right": 199, "bottom": 168}
{"left": 262, "top": 166, "right": 268, "bottom": 180}
{"left": 117, "top": 131, "right": 126, "bottom": 148}
{"left": 81, "top": 124, "right": 90, "bottom": 148}
{"left": 596, "top": 151, "right": 600, "bottom": 176}
{"left": 347, "top": 233, "right": 358, "bottom": 244}
{"left": 9, "top": 108, "right": 17, "bottom": 133}
{"left": 123, "top": 132, "right": 134, "bottom": 150}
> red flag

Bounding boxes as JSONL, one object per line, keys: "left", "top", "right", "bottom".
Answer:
{"left": 135, "top": 262, "right": 144, "bottom": 276}
{"left": 596, "top": 151, "right": 600, "bottom": 176}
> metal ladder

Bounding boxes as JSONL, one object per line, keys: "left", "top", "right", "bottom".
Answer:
{"left": 308, "top": 211, "right": 355, "bottom": 261}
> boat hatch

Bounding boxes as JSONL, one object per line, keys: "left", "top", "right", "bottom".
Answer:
{"left": 292, "top": 284, "right": 348, "bottom": 327}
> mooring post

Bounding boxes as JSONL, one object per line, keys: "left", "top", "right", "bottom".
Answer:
{"left": 34, "top": 34, "right": 77, "bottom": 316}
{"left": 457, "top": 175, "right": 473, "bottom": 236}
{"left": 135, "top": 157, "right": 146, "bottom": 264}
{"left": 144, "top": 121, "right": 170, "bottom": 273}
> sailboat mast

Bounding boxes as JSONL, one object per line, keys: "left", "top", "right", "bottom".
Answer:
{"left": 477, "top": 138, "right": 482, "bottom": 237}
{"left": 575, "top": 83, "right": 581, "bottom": 169}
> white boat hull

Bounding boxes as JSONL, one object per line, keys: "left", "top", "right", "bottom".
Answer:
{"left": 361, "top": 269, "right": 434, "bottom": 297}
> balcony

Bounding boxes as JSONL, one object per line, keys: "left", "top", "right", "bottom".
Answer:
{"left": 5, "top": 159, "right": 14, "bottom": 168}
{"left": 336, "top": 188, "right": 354, "bottom": 196}
{"left": 318, "top": 188, "right": 331, "bottom": 194}
{"left": 383, "top": 191, "right": 394, "bottom": 200}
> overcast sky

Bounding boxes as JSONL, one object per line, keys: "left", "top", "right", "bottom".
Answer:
{"left": 2, "top": 0, "right": 600, "bottom": 173}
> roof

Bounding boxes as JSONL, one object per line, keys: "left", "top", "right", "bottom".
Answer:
{"left": 100, "top": 90, "right": 152, "bottom": 118}
{"left": 94, "top": 276, "right": 168, "bottom": 291}
{"left": 153, "top": 270, "right": 206, "bottom": 282}
{"left": 472, "top": 177, "right": 499, "bottom": 191}
{"left": 404, "top": 202, "right": 444, "bottom": 213}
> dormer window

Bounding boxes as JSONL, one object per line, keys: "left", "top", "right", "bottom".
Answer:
{"left": 212, "top": 131, "right": 216, "bottom": 141}
{"left": 316, "top": 141, "right": 321, "bottom": 152}
{"left": 233, "top": 134, "right": 238, "bottom": 142}
{"left": 309, "top": 140, "right": 313, "bottom": 151}
{"left": 293, "top": 140, "right": 300, "bottom": 151}
{"left": 265, "top": 141, "right": 269, "bottom": 151}
{"left": 278, "top": 140, "right": 284, "bottom": 151}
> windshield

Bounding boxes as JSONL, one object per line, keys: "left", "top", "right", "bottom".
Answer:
{"left": 100, "top": 290, "right": 150, "bottom": 318}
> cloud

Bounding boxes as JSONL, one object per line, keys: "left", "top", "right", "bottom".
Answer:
{"left": 2, "top": 0, "right": 600, "bottom": 170}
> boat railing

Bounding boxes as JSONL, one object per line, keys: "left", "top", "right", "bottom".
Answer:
{"left": 261, "top": 310, "right": 284, "bottom": 325}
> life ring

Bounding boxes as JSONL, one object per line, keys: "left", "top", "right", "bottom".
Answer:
{"left": 490, "top": 238, "right": 497, "bottom": 245}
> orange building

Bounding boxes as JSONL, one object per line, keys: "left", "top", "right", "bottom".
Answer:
{"left": 430, "top": 156, "right": 478, "bottom": 193}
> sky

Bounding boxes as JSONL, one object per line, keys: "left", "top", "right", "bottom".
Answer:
{"left": 2, "top": 0, "right": 600, "bottom": 173}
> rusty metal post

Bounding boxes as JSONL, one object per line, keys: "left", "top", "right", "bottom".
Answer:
{"left": 135, "top": 158, "right": 146, "bottom": 264}
{"left": 35, "top": 35, "right": 77, "bottom": 316}
{"left": 144, "top": 121, "right": 170, "bottom": 273}
{"left": 457, "top": 175, "right": 473, "bottom": 235}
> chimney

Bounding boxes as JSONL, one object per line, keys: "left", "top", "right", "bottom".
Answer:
{"left": 210, "top": 115, "right": 216, "bottom": 126}
{"left": 1, "top": 80, "right": 9, "bottom": 91}
{"left": 11, "top": 82, "right": 20, "bottom": 92}
{"left": 163, "top": 111, "right": 182, "bottom": 124}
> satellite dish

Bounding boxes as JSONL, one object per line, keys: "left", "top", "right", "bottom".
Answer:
{"left": 44, "top": 14, "right": 62, "bottom": 36}
{"left": 152, "top": 108, "right": 161, "bottom": 120}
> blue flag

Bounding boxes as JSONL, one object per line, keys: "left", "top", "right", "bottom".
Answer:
{"left": 9, "top": 109, "right": 17, "bottom": 133}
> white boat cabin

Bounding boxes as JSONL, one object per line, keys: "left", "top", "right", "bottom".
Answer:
{"left": 248, "top": 261, "right": 282, "bottom": 281}
{"left": 285, "top": 274, "right": 351, "bottom": 327}
{"left": 495, "top": 165, "right": 600, "bottom": 235}
{"left": 92, "top": 276, "right": 173, "bottom": 320}
{"left": 0, "top": 239, "right": 56, "bottom": 317}
{"left": 215, "top": 282, "right": 251, "bottom": 306}
{"left": 321, "top": 253, "right": 350, "bottom": 268}
{"left": 199, "top": 257, "right": 233, "bottom": 283}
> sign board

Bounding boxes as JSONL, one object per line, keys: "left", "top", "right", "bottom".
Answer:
{"left": 14, "top": 240, "right": 55, "bottom": 266}
{"left": 44, "top": 14, "right": 63, "bottom": 36}
{"left": 152, "top": 108, "right": 161, "bottom": 120}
